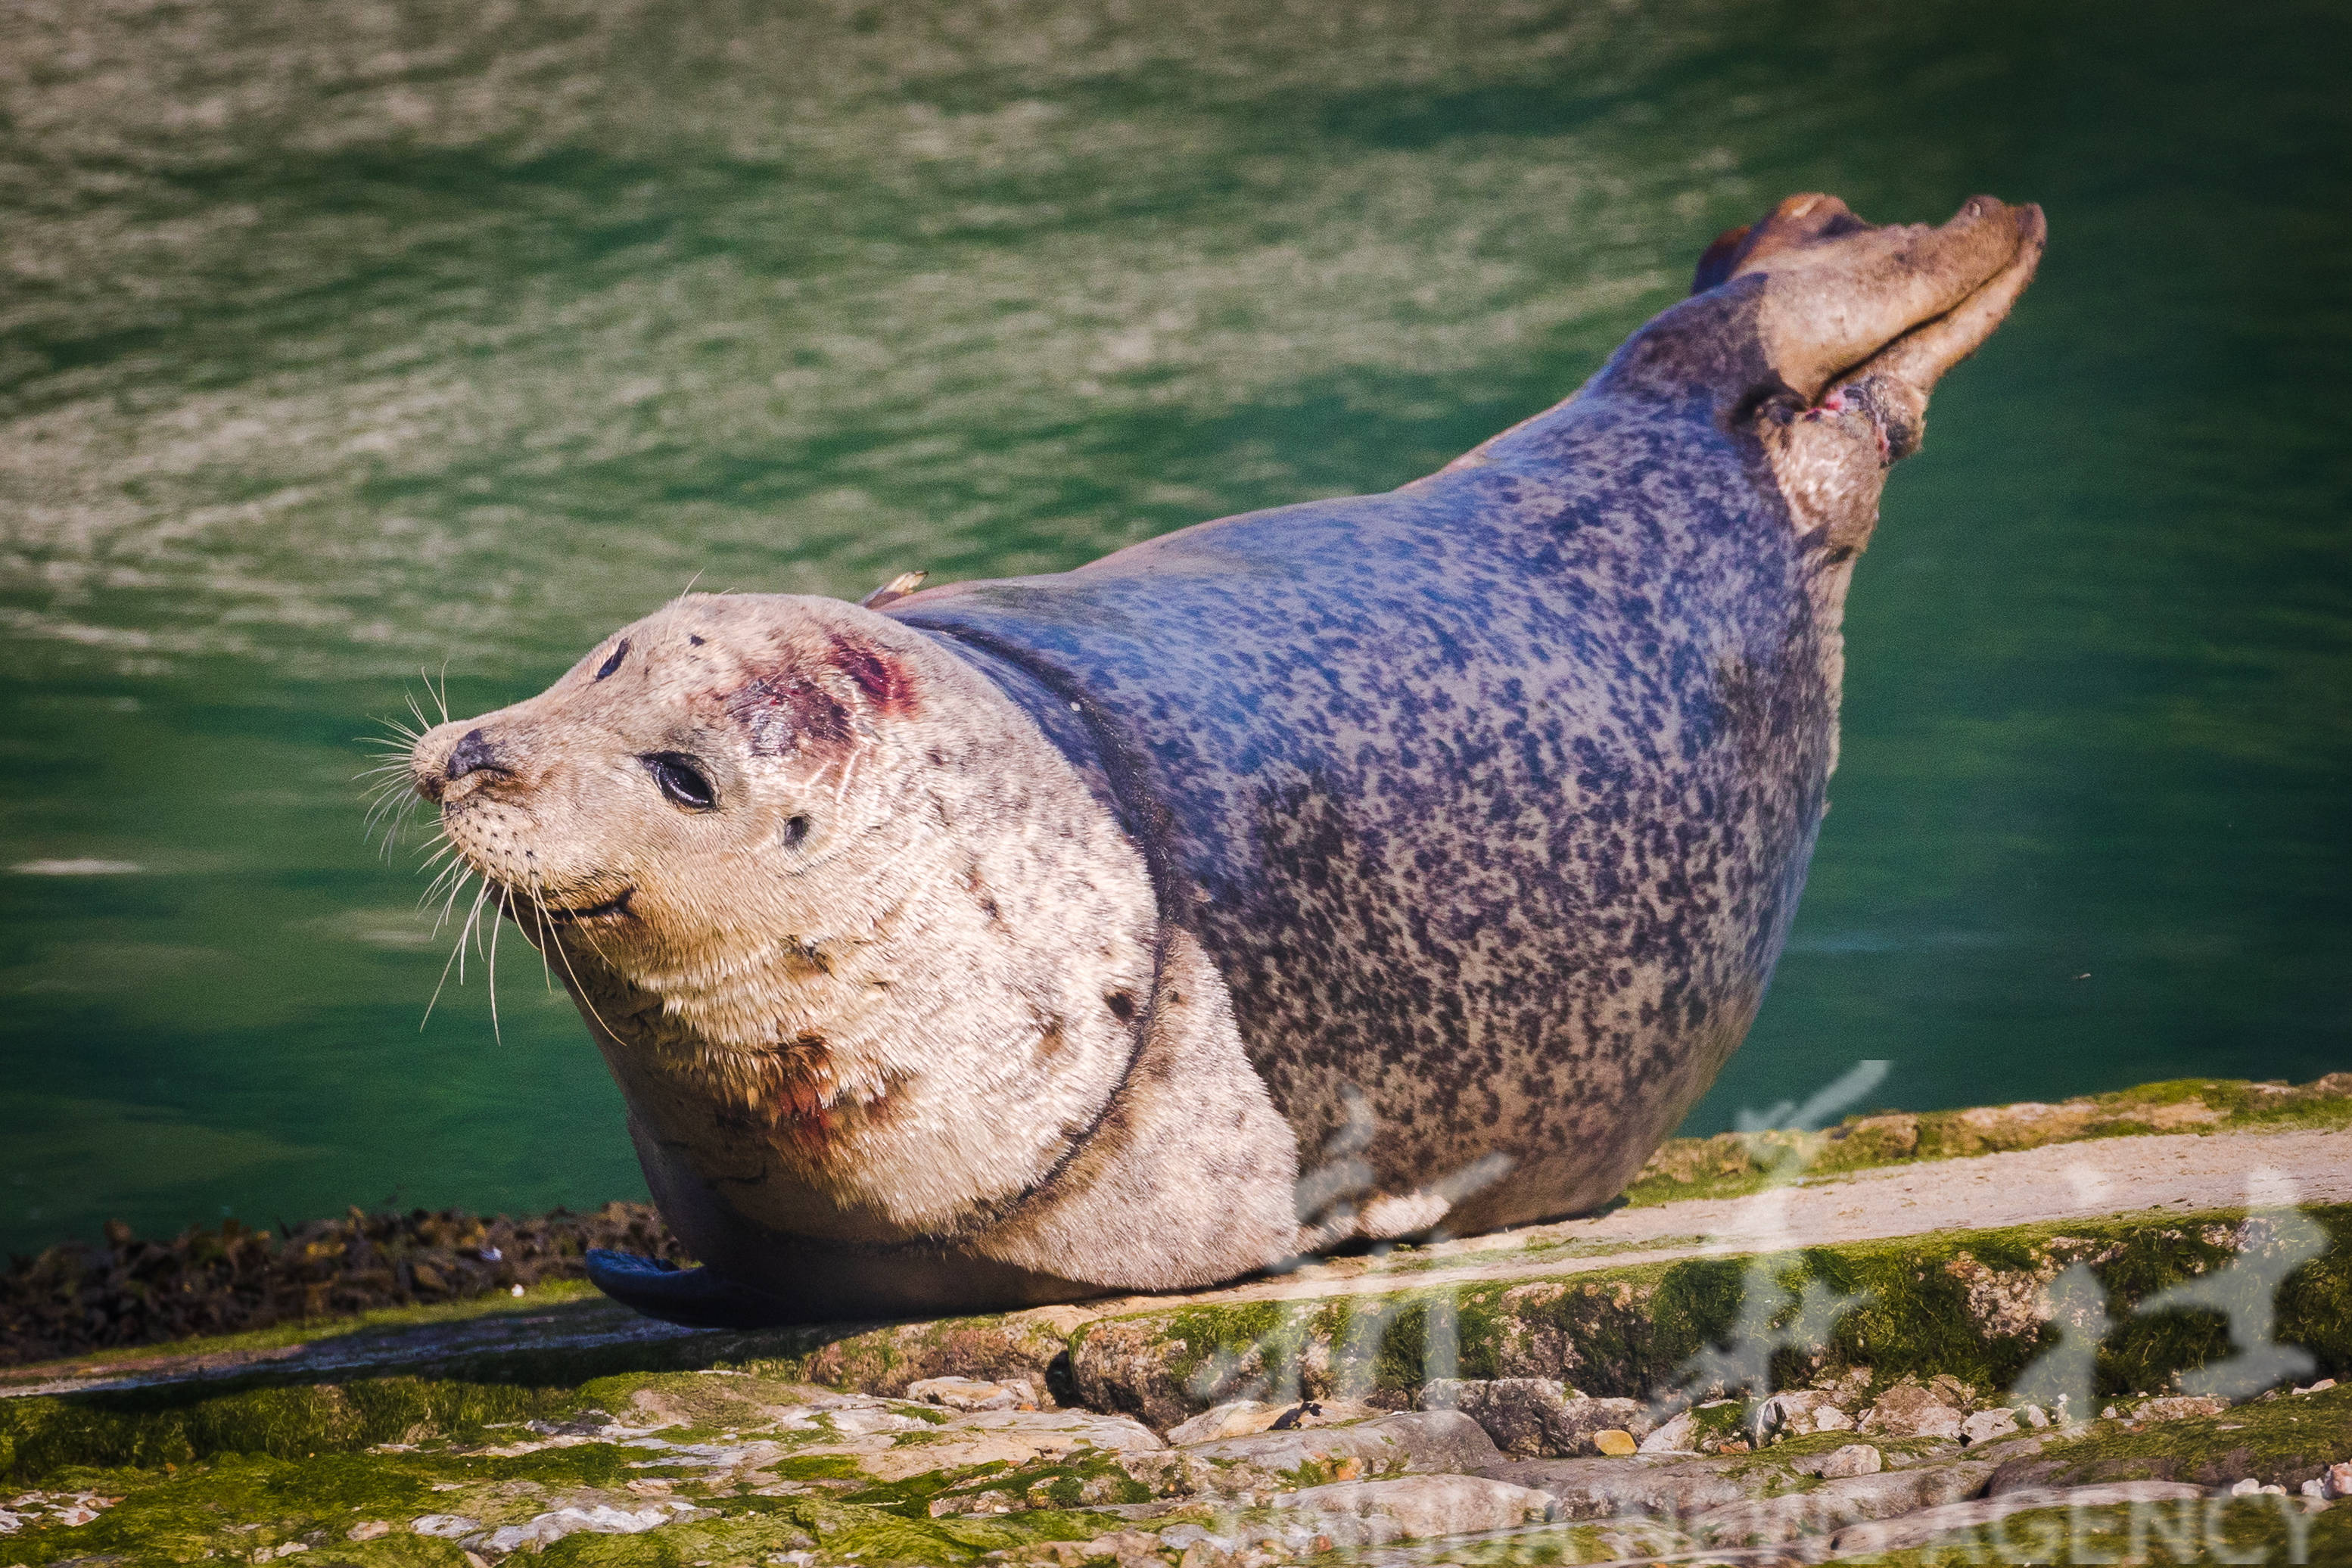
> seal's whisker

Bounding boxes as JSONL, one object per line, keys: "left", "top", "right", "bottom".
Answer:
{"left": 485, "top": 889, "right": 506, "bottom": 1046}
{"left": 359, "top": 730, "right": 419, "bottom": 755}
{"left": 468, "top": 880, "right": 496, "bottom": 969}
{"left": 420, "top": 870, "right": 480, "bottom": 1029}
{"left": 546, "top": 917, "right": 628, "bottom": 1044}
{"left": 457, "top": 879, "right": 493, "bottom": 982}
{"left": 416, "top": 842, "right": 465, "bottom": 894}
{"left": 432, "top": 661, "right": 452, "bottom": 725}
{"left": 361, "top": 779, "right": 410, "bottom": 823}
{"left": 562, "top": 904, "right": 624, "bottom": 972}
{"left": 417, "top": 834, "right": 461, "bottom": 878}
{"left": 366, "top": 794, "right": 422, "bottom": 859}
{"left": 428, "top": 863, "right": 475, "bottom": 934}
{"left": 545, "top": 923, "right": 614, "bottom": 1037}
{"left": 521, "top": 879, "right": 556, "bottom": 992}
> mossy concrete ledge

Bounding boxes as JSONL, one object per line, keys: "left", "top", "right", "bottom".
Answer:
{"left": 2, "top": 1086, "right": 2347, "bottom": 1563}
{"left": 1063, "top": 1203, "right": 2352, "bottom": 1430}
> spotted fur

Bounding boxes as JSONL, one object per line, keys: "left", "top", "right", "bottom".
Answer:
{"left": 411, "top": 194, "right": 2044, "bottom": 1319}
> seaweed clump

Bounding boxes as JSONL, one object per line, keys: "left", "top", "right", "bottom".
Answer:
{"left": 0, "top": 1205, "right": 689, "bottom": 1367}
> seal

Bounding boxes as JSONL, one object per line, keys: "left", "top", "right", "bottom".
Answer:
{"left": 409, "top": 192, "right": 2045, "bottom": 1325}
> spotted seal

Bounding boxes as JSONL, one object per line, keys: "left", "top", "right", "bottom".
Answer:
{"left": 410, "top": 193, "right": 2045, "bottom": 1324}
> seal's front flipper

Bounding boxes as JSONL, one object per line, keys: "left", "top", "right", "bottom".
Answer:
{"left": 583, "top": 1248, "right": 798, "bottom": 1328}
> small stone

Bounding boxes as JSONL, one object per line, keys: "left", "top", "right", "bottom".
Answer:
{"left": 2299, "top": 1379, "right": 2336, "bottom": 1394}
{"left": 2018, "top": 1404, "right": 2051, "bottom": 1429}
{"left": 347, "top": 1521, "right": 393, "bottom": 1542}
{"left": 1960, "top": 1408, "right": 2018, "bottom": 1445}
{"left": 1637, "top": 1410, "right": 1697, "bottom": 1453}
{"left": 2232, "top": 1477, "right": 2261, "bottom": 1496}
{"left": 1810, "top": 1443, "right": 1884, "bottom": 1479}
{"left": 1754, "top": 1389, "right": 1853, "bottom": 1438}
{"left": 1592, "top": 1429, "right": 1637, "bottom": 1457}
{"left": 2302, "top": 1479, "right": 2327, "bottom": 1499}
{"left": 2329, "top": 1461, "right": 2352, "bottom": 1499}
{"left": 1165, "top": 1402, "right": 1266, "bottom": 1444}
{"left": 1859, "top": 1379, "right": 1967, "bottom": 1440}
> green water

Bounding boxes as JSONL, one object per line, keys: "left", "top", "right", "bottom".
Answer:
{"left": 4, "top": 0, "right": 2347, "bottom": 1261}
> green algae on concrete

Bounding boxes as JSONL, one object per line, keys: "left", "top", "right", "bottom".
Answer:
{"left": 1071, "top": 1206, "right": 2352, "bottom": 1427}
{"left": 1622, "top": 1073, "right": 2352, "bottom": 1209}
{"left": 0, "top": 1375, "right": 555, "bottom": 1482}
{"left": 8, "top": 1205, "right": 2346, "bottom": 1487}
{"left": 848, "top": 1451, "right": 1154, "bottom": 1517}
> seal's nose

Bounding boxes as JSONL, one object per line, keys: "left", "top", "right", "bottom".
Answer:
{"left": 445, "top": 727, "right": 502, "bottom": 782}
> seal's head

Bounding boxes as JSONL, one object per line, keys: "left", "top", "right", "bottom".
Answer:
{"left": 1607, "top": 192, "right": 2046, "bottom": 555}
{"left": 409, "top": 594, "right": 1160, "bottom": 1255}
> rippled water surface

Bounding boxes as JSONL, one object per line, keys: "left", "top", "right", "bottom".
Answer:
{"left": 5, "top": 0, "right": 2347, "bottom": 1257}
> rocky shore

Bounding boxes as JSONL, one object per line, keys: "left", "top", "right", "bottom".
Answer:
{"left": 2, "top": 1075, "right": 2347, "bottom": 1566}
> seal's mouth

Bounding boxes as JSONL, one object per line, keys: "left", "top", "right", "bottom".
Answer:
{"left": 520, "top": 886, "right": 637, "bottom": 926}
{"left": 1822, "top": 201, "right": 2047, "bottom": 400}
{"left": 1704, "top": 192, "right": 2047, "bottom": 409}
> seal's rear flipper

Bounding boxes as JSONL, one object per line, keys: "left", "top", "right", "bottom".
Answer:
{"left": 583, "top": 1249, "right": 798, "bottom": 1328}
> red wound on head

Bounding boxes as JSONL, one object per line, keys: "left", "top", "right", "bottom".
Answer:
{"left": 721, "top": 637, "right": 916, "bottom": 756}
{"left": 724, "top": 673, "right": 854, "bottom": 755}
{"left": 828, "top": 634, "right": 918, "bottom": 717}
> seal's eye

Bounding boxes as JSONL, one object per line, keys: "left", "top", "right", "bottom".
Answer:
{"left": 641, "top": 752, "right": 717, "bottom": 810}
{"left": 596, "top": 639, "right": 630, "bottom": 681}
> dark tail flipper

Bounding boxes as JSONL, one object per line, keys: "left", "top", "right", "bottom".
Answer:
{"left": 583, "top": 1249, "right": 798, "bottom": 1328}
